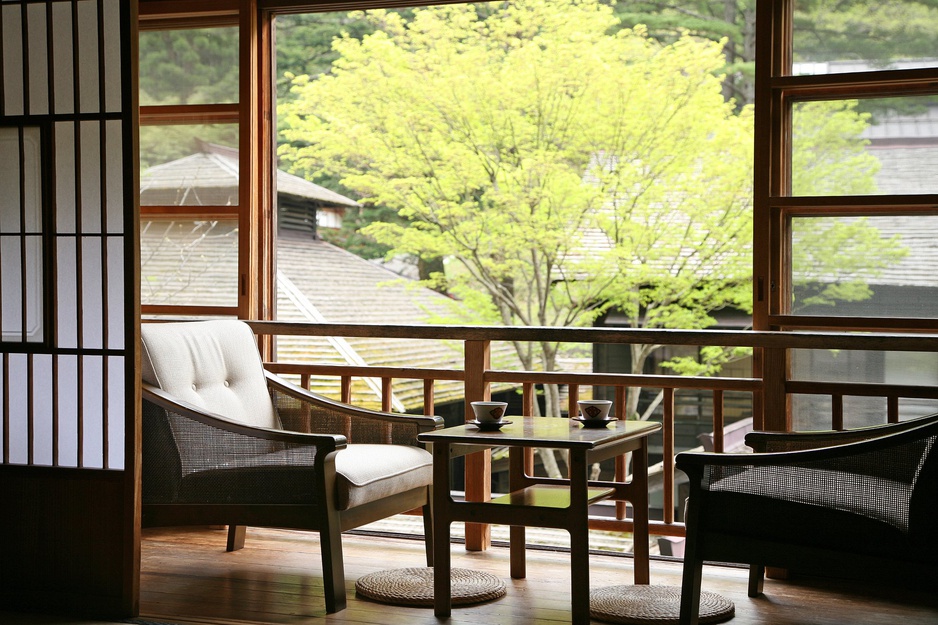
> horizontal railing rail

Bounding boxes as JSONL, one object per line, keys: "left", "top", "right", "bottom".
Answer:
{"left": 246, "top": 320, "right": 938, "bottom": 551}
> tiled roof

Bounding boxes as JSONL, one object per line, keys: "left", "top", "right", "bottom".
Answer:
{"left": 278, "top": 236, "right": 522, "bottom": 410}
{"left": 142, "top": 222, "right": 522, "bottom": 411}
{"left": 140, "top": 143, "right": 360, "bottom": 208}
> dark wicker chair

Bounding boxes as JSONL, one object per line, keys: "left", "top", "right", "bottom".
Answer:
{"left": 140, "top": 320, "right": 443, "bottom": 613}
{"left": 677, "top": 413, "right": 938, "bottom": 625}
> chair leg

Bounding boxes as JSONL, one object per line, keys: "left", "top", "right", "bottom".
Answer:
{"left": 748, "top": 564, "right": 765, "bottom": 597}
{"left": 679, "top": 553, "right": 703, "bottom": 625}
{"left": 679, "top": 503, "right": 703, "bottom": 625}
{"left": 226, "top": 525, "right": 246, "bottom": 552}
{"left": 321, "top": 519, "right": 347, "bottom": 613}
{"left": 422, "top": 501, "right": 434, "bottom": 567}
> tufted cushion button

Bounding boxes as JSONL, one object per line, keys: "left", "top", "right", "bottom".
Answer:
{"left": 191, "top": 383, "right": 197, "bottom": 391}
{"left": 224, "top": 380, "right": 230, "bottom": 387}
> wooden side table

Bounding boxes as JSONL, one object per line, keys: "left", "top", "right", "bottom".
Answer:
{"left": 418, "top": 416, "right": 661, "bottom": 625}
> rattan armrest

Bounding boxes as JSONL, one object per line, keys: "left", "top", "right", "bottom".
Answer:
{"left": 745, "top": 412, "right": 938, "bottom": 452}
{"left": 265, "top": 371, "right": 444, "bottom": 434}
{"left": 143, "top": 383, "right": 347, "bottom": 450}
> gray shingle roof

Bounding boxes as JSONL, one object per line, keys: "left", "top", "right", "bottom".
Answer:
{"left": 140, "top": 142, "right": 360, "bottom": 208}
{"left": 142, "top": 222, "right": 521, "bottom": 411}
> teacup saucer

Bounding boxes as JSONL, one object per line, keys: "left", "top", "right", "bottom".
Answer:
{"left": 572, "top": 416, "right": 617, "bottom": 428}
{"left": 468, "top": 419, "right": 512, "bottom": 431}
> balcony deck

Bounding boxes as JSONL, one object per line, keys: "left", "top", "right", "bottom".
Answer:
{"left": 2, "top": 523, "right": 937, "bottom": 625}
{"left": 134, "top": 525, "right": 936, "bottom": 625}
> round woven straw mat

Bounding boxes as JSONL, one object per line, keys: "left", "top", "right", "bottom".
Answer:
{"left": 590, "top": 585, "right": 734, "bottom": 625}
{"left": 355, "top": 567, "right": 506, "bottom": 607}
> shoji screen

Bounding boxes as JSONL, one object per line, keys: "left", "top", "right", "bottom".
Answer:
{"left": 1, "top": 0, "right": 135, "bottom": 470}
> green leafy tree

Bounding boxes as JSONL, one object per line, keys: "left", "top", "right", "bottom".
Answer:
{"left": 278, "top": 0, "right": 757, "bottom": 424}
{"left": 278, "top": 0, "right": 901, "bottom": 435}
{"left": 138, "top": 27, "right": 239, "bottom": 106}
{"left": 613, "top": 0, "right": 756, "bottom": 106}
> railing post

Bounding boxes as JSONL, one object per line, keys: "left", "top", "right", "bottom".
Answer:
{"left": 662, "top": 388, "right": 675, "bottom": 524}
{"left": 762, "top": 347, "right": 791, "bottom": 432}
{"left": 464, "top": 339, "right": 491, "bottom": 551}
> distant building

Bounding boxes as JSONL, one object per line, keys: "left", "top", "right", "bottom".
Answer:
{"left": 140, "top": 143, "right": 521, "bottom": 420}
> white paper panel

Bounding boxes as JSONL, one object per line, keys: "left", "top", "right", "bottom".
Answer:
{"left": 56, "top": 237, "right": 78, "bottom": 349}
{"left": 0, "top": 126, "right": 42, "bottom": 233}
{"left": 103, "top": 0, "right": 122, "bottom": 113}
{"left": 0, "top": 236, "right": 42, "bottom": 343}
{"left": 81, "top": 355, "right": 104, "bottom": 468}
{"left": 106, "top": 120, "right": 124, "bottom": 233}
{"left": 107, "top": 356, "right": 125, "bottom": 470}
{"left": 0, "top": 128, "right": 22, "bottom": 233}
{"left": 6, "top": 353, "right": 29, "bottom": 465}
{"left": 1, "top": 237, "right": 24, "bottom": 336}
{"left": 1, "top": 4, "right": 24, "bottom": 116}
{"left": 52, "top": 1, "right": 74, "bottom": 114}
{"left": 80, "top": 120, "right": 102, "bottom": 234}
{"left": 55, "top": 122, "right": 77, "bottom": 233}
{"left": 24, "top": 237, "right": 44, "bottom": 341}
{"left": 56, "top": 355, "right": 80, "bottom": 467}
{"left": 76, "top": 0, "right": 99, "bottom": 114}
{"left": 31, "top": 354, "right": 54, "bottom": 465}
{"left": 81, "top": 237, "right": 104, "bottom": 349}
{"left": 108, "top": 237, "right": 125, "bottom": 350}
{"left": 26, "top": 2, "right": 48, "bottom": 115}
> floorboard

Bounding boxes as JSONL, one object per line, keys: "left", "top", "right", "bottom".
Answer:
{"left": 137, "top": 526, "right": 938, "bottom": 625}
{"left": 2, "top": 525, "right": 937, "bottom": 625}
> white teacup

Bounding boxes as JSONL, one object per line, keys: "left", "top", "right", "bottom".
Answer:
{"left": 577, "top": 399, "right": 612, "bottom": 420}
{"left": 471, "top": 401, "right": 508, "bottom": 423}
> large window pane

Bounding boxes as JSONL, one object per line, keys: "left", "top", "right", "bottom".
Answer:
{"left": 140, "top": 219, "right": 239, "bottom": 307}
{"left": 790, "top": 215, "right": 937, "bottom": 318}
{"left": 792, "top": 0, "right": 938, "bottom": 74}
{"left": 139, "top": 27, "right": 239, "bottom": 106}
{"left": 792, "top": 96, "right": 938, "bottom": 196}
{"left": 140, "top": 124, "right": 239, "bottom": 205}
{"left": 791, "top": 348, "right": 938, "bottom": 429}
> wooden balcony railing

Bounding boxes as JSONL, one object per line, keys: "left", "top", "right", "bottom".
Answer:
{"left": 247, "top": 320, "right": 938, "bottom": 551}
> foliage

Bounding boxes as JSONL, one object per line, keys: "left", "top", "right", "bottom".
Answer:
{"left": 277, "top": 0, "right": 897, "bottom": 423}
{"left": 791, "top": 0, "right": 938, "bottom": 65}
{"left": 138, "top": 27, "right": 239, "bottom": 106}
{"left": 277, "top": 0, "right": 758, "bottom": 417}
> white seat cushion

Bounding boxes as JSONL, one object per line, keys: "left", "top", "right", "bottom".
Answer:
{"left": 335, "top": 444, "right": 433, "bottom": 510}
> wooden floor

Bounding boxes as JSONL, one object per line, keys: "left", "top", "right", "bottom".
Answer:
{"left": 132, "top": 525, "right": 938, "bottom": 625}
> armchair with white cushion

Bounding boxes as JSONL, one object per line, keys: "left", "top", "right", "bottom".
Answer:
{"left": 140, "top": 319, "right": 443, "bottom": 613}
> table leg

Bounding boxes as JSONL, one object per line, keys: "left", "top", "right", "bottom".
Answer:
{"left": 631, "top": 439, "right": 650, "bottom": 585}
{"left": 432, "top": 442, "right": 452, "bottom": 618}
{"left": 568, "top": 449, "right": 590, "bottom": 625}
{"left": 509, "top": 447, "right": 526, "bottom": 579}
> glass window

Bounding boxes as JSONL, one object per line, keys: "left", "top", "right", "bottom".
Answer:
{"left": 140, "top": 124, "right": 239, "bottom": 205}
{"left": 140, "top": 219, "right": 239, "bottom": 307}
{"left": 1, "top": 126, "right": 44, "bottom": 343}
{"left": 790, "top": 214, "right": 935, "bottom": 318}
{"left": 138, "top": 27, "right": 239, "bottom": 106}
{"left": 791, "top": 96, "right": 938, "bottom": 196}
{"left": 792, "top": 0, "right": 938, "bottom": 75}
{"left": 791, "top": 348, "right": 938, "bottom": 429}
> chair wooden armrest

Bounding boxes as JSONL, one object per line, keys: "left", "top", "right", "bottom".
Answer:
{"left": 264, "top": 371, "right": 443, "bottom": 432}
{"left": 744, "top": 412, "right": 938, "bottom": 452}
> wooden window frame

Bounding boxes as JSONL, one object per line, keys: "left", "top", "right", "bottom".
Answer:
{"left": 754, "top": 0, "right": 938, "bottom": 334}
{"left": 138, "top": 1, "right": 271, "bottom": 321}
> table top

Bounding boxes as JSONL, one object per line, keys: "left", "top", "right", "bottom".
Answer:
{"left": 418, "top": 416, "right": 660, "bottom": 450}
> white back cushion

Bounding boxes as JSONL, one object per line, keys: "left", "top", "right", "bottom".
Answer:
{"left": 141, "top": 320, "right": 280, "bottom": 429}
